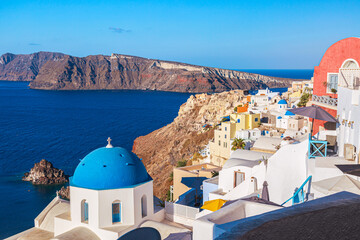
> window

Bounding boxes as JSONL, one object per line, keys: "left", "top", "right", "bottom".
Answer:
{"left": 234, "top": 171, "right": 245, "bottom": 187}
{"left": 237, "top": 119, "right": 240, "bottom": 123}
{"left": 225, "top": 134, "right": 227, "bottom": 139}
{"left": 223, "top": 142, "right": 227, "bottom": 148}
{"left": 112, "top": 200, "right": 121, "bottom": 223}
{"left": 327, "top": 74, "right": 338, "bottom": 92}
{"left": 342, "top": 60, "right": 359, "bottom": 69}
{"left": 255, "top": 118, "right": 258, "bottom": 122}
{"left": 225, "top": 127, "right": 227, "bottom": 131}
{"left": 141, "top": 195, "right": 147, "bottom": 218}
{"left": 81, "top": 200, "right": 89, "bottom": 223}
{"left": 218, "top": 140, "right": 221, "bottom": 146}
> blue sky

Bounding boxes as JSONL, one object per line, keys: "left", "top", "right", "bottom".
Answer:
{"left": 0, "top": 0, "right": 359, "bottom": 69}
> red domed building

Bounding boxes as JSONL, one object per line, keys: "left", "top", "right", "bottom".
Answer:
{"left": 311, "top": 37, "right": 360, "bottom": 135}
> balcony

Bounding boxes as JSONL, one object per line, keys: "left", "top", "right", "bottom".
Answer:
{"left": 312, "top": 95, "right": 337, "bottom": 107}
{"left": 339, "top": 69, "right": 360, "bottom": 90}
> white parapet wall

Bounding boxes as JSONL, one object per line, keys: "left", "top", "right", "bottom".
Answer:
{"left": 193, "top": 199, "right": 281, "bottom": 240}
{"left": 164, "top": 201, "right": 199, "bottom": 227}
{"left": 35, "top": 196, "right": 62, "bottom": 228}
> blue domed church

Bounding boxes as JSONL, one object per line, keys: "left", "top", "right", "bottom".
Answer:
{"left": 10, "top": 139, "right": 191, "bottom": 240}
{"left": 53, "top": 139, "right": 161, "bottom": 239}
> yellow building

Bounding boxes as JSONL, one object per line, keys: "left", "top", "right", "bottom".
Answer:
{"left": 290, "top": 79, "right": 313, "bottom": 93}
{"left": 209, "top": 112, "right": 260, "bottom": 166}
{"left": 289, "top": 90, "right": 302, "bottom": 98}
{"left": 173, "top": 163, "right": 221, "bottom": 201}
{"left": 230, "top": 112, "right": 260, "bottom": 130}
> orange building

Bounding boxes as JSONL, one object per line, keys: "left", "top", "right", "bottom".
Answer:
{"left": 236, "top": 103, "right": 248, "bottom": 113}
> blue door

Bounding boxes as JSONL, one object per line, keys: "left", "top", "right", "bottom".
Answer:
{"left": 112, "top": 202, "right": 121, "bottom": 223}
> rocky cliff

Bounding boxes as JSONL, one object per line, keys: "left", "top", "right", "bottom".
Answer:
{"left": 0, "top": 52, "right": 65, "bottom": 81}
{"left": 0, "top": 52, "right": 298, "bottom": 92}
{"left": 22, "top": 159, "right": 69, "bottom": 185}
{"left": 133, "top": 90, "right": 247, "bottom": 198}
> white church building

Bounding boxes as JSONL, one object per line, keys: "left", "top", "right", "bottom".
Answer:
{"left": 8, "top": 139, "right": 189, "bottom": 240}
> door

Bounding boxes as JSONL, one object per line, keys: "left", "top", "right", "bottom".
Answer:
{"left": 234, "top": 171, "right": 245, "bottom": 187}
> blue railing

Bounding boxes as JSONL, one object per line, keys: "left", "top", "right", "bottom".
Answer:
{"left": 281, "top": 176, "right": 312, "bottom": 206}
{"left": 309, "top": 134, "right": 327, "bottom": 159}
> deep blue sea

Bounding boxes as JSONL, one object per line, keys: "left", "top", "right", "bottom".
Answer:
{"left": 0, "top": 69, "right": 313, "bottom": 238}
{"left": 239, "top": 69, "right": 314, "bottom": 80}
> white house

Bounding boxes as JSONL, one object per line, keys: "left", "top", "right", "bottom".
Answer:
{"left": 256, "top": 88, "right": 280, "bottom": 99}
{"left": 235, "top": 128, "right": 261, "bottom": 141}
{"left": 217, "top": 150, "right": 273, "bottom": 194}
{"left": 250, "top": 95, "right": 269, "bottom": 106}
{"left": 203, "top": 150, "right": 272, "bottom": 202}
{"left": 204, "top": 139, "right": 310, "bottom": 207}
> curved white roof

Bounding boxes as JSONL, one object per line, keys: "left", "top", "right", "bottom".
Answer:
{"left": 224, "top": 150, "right": 273, "bottom": 169}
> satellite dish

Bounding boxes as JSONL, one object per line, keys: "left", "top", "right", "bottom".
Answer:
{"left": 117, "top": 227, "right": 161, "bottom": 240}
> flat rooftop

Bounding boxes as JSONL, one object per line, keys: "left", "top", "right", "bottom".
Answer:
{"left": 177, "top": 163, "right": 221, "bottom": 173}
{"left": 216, "top": 191, "right": 360, "bottom": 240}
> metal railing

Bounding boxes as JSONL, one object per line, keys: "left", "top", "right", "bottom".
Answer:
{"left": 312, "top": 95, "right": 337, "bottom": 106}
{"left": 281, "top": 176, "right": 312, "bottom": 206}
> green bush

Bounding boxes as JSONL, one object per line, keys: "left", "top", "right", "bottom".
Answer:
{"left": 176, "top": 160, "right": 187, "bottom": 167}
{"left": 297, "top": 93, "right": 311, "bottom": 107}
{"left": 166, "top": 189, "right": 171, "bottom": 202}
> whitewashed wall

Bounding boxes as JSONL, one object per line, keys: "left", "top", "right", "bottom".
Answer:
{"left": 55, "top": 181, "right": 157, "bottom": 240}
{"left": 337, "top": 86, "right": 360, "bottom": 163}
{"left": 264, "top": 140, "right": 309, "bottom": 205}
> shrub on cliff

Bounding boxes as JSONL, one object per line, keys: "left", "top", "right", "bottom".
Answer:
{"left": 176, "top": 160, "right": 187, "bottom": 168}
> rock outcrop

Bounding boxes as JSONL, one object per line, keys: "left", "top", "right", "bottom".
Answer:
{"left": 22, "top": 159, "right": 68, "bottom": 185}
{"left": 0, "top": 52, "right": 301, "bottom": 93}
{"left": 133, "top": 90, "right": 247, "bottom": 198}
{"left": 58, "top": 186, "right": 70, "bottom": 200}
